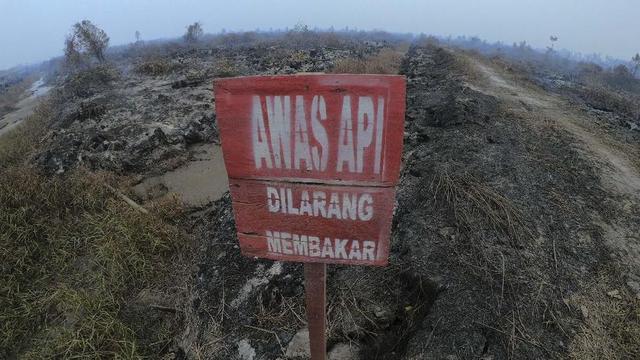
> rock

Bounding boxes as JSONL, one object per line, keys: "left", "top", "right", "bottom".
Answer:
{"left": 371, "top": 305, "right": 394, "bottom": 325}
{"left": 580, "top": 305, "right": 589, "bottom": 319}
{"left": 237, "top": 339, "right": 256, "bottom": 360}
{"left": 373, "top": 305, "right": 386, "bottom": 318}
{"left": 230, "top": 262, "right": 283, "bottom": 309}
{"left": 328, "top": 343, "right": 360, "bottom": 360}
{"left": 626, "top": 280, "right": 640, "bottom": 298}
{"left": 438, "top": 227, "right": 456, "bottom": 239}
{"left": 622, "top": 200, "right": 634, "bottom": 213}
{"left": 607, "top": 290, "right": 622, "bottom": 299}
{"left": 285, "top": 328, "right": 310, "bottom": 358}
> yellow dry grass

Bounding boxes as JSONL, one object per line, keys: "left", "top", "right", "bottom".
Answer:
{"left": 568, "top": 274, "right": 640, "bottom": 359}
{"left": 331, "top": 48, "right": 404, "bottom": 75}
{"left": 0, "top": 97, "right": 190, "bottom": 358}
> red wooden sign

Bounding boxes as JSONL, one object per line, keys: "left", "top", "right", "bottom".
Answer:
{"left": 215, "top": 74, "right": 405, "bottom": 266}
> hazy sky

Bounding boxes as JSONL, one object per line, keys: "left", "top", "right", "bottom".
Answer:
{"left": 1, "top": 0, "right": 638, "bottom": 70}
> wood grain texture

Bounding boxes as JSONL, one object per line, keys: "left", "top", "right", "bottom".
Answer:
{"left": 229, "top": 178, "right": 393, "bottom": 266}
{"left": 215, "top": 74, "right": 406, "bottom": 185}
{"left": 305, "top": 263, "right": 327, "bottom": 359}
{"left": 214, "top": 74, "right": 405, "bottom": 265}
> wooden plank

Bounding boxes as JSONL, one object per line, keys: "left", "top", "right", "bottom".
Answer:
{"left": 237, "top": 234, "right": 389, "bottom": 266}
{"left": 215, "top": 74, "right": 406, "bottom": 185}
{"left": 229, "top": 178, "right": 393, "bottom": 265}
{"left": 214, "top": 74, "right": 406, "bottom": 358}
{"left": 214, "top": 74, "right": 405, "bottom": 266}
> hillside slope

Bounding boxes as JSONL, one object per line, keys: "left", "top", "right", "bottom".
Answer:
{"left": 2, "top": 40, "right": 638, "bottom": 359}
{"left": 180, "top": 44, "right": 639, "bottom": 359}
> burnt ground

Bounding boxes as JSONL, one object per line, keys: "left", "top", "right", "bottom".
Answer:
{"left": 15, "top": 41, "right": 640, "bottom": 359}
{"left": 176, "top": 44, "right": 640, "bottom": 359}
{"left": 33, "top": 45, "right": 365, "bottom": 176}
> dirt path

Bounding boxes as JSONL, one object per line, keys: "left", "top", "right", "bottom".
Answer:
{"left": 467, "top": 56, "right": 640, "bottom": 299}
{"left": 0, "top": 78, "right": 51, "bottom": 137}
{"left": 469, "top": 59, "right": 640, "bottom": 199}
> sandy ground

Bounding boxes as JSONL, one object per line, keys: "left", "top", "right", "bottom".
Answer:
{"left": 0, "top": 78, "right": 51, "bottom": 137}
{"left": 133, "top": 143, "right": 229, "bottom": 206}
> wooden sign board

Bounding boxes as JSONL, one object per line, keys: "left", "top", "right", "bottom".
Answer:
{"left": 215, "top": 74, "right": 405, "bottom": 266}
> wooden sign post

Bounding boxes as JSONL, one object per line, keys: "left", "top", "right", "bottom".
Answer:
{"left": 215, "top": 74, "right": 405, "bottom": 359}
{"left": 304, "top": 263, "right": 326, "bottom": 359}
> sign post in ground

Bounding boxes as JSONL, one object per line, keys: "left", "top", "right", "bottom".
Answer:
{"left": 215, "top": 74, "right": 405, "bottom": 358}
{"left": 304, "top": 263, "right": 326, "bottom": 359}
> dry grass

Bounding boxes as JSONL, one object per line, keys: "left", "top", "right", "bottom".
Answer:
{"left": 64, "top": 64, "right": 120, "bottom": 98}
{"left": 568, "top": 275, "right": 640, "bottom": 359}
{"left": 431, "top": 170, "right": 530, "bottom": 243}
{"left": 0, "top": 95, "right": 189, "bottom": 358}
{"left": 453, "top": 51, "right": 484, "bottom": 81}
{"left": 0, "top": 166, "right": 188, "bottom": 358}
{"left": 326, "top": 284, "right": 388, "bottom": 344}
{"left": 577, "top": 85, "right": 639, "bottom": 119}
{"left": 0, "top": 74, "right": 37, "bottom": 118}
{"left": 134, "top": 57, "right": 177, "bottom": 76}
{"left": 331, "top": 48, "right": 404, "bottom": 75}
{"left": 211, "top": 57, "right": 241, "bottom": 78}
{"left": 0, "top": 100, "right": 52, "bottom": 166}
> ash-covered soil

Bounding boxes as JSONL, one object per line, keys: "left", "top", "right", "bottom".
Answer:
{"left": 175, "top": 45, "right": 640, "bottom": 359}
{"left": 26, "top": 41, "right": 640, "bottom": 359}
{"left": 34, "top": 45, "right": 364, "bottom": 176}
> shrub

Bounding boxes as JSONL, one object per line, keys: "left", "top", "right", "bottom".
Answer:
{"left": 578, "top": 62, "right": 604, "bottom": 77}
{"left": 64, "top": 64, "right": 120, "bottom": 98}
{"left": 135, "top": 58, "right": 176, "bottom": 76}
{"left": 65, "top": 20, "right": 110, "bottom": 66}
{"left": 613, "top": 64, "right": 632, "bottom": 78}
{"left": 331, "top": 57, "right": 367, "bottom": 74}
{"left": 578, "top": 85, "right": 638, "bottom": 118}
{"left": 211, "top": 58, "right": 240, "bottom": 78}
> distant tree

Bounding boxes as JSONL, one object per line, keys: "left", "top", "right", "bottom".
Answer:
{"left": 546, "top": 35, "right": 558, "bottom": 54}
{"left": 287, "top": 22, "right": 312, "bottom": 49}
{"left": 292, "top": 22, "right": 309, "bottom": 33}
{"left": 184, "top": 22, "right": 203, "bottom": 43}
{"left": 135, "top": 30, "right": 141, "bottom": 43}
{"left": 65, "top": 20, "right": 110, "bottom": 64}
{"left": 578, "top": 62, "right": 603, "bottom": 76}
{"left": 632, "top": 53, "right": 640, "bottom": 77}
{"left": 613, "top": 64, "right": 632, "bottom": 79}
{"left": 64, "top": 35, "right": 83, "bottom": 67}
